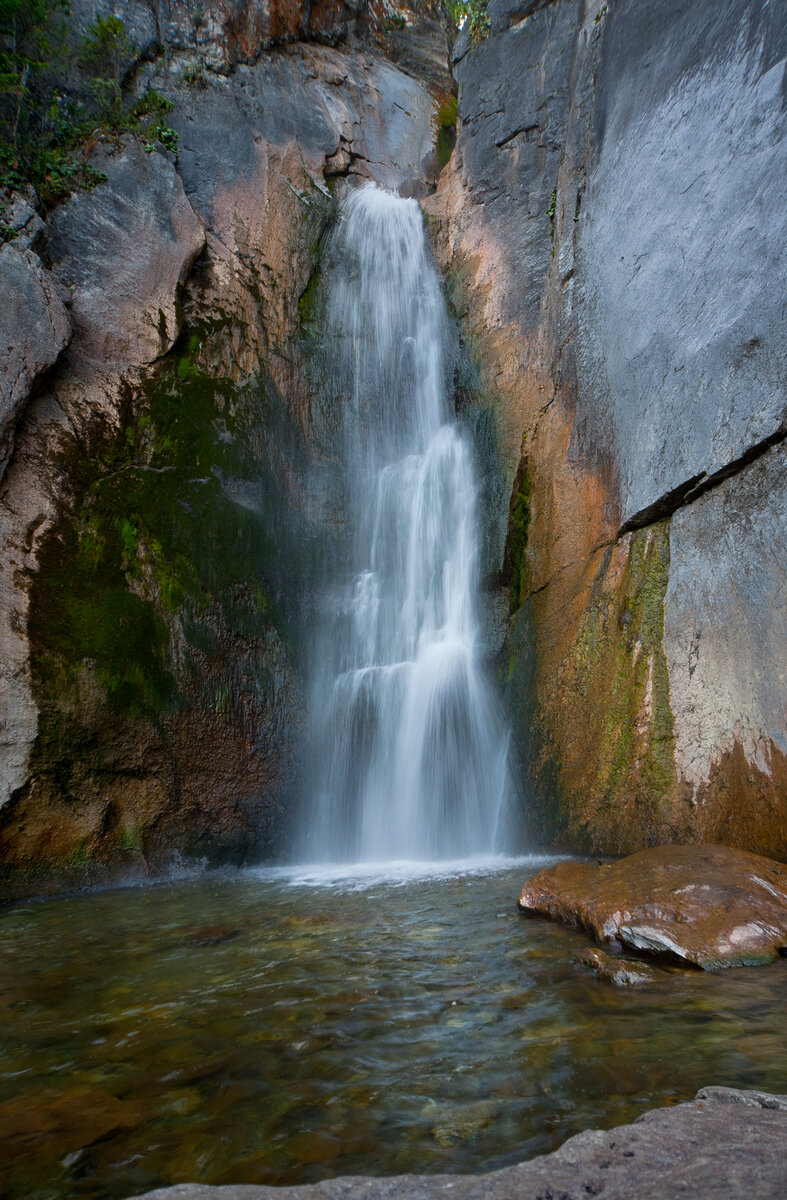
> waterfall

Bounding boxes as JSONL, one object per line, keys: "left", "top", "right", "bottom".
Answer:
{"left": 301, "top": 182, "right": 509, "bottom": 863}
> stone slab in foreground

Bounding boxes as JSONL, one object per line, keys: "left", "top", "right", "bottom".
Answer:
{"left": 518, "top": 844, "right": 787, "bottom": 968}
{"left": 133, "top": 1088, "right": 787, "bottom": 1200}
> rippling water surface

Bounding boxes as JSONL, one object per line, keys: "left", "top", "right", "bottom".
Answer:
{"left": 1, "top": 862, "right": 784, "bottom": 1200}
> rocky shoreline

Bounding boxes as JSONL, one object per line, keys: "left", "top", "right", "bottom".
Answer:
{"left": 132, "top": 1087, "right": 787, "bottom": 1200}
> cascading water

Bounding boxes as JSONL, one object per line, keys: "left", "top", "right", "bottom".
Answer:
{"left": 301, "top": 182, "right": 509, "bottom": 863}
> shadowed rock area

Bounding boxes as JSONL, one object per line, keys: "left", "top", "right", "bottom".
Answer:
{"left": 131, "top": 1088, "right": 787, "bottom": 1200}
{"left": 518, "top": 845, "right": 787, "bottom": 968}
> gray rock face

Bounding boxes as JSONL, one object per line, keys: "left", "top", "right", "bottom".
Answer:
{"left": 0, "top": 140, "right": 204, "bottom": 822}
{"left": 166, "top": 44, "right": 439, "bottom": 239}
{"left": 576, "top": 0, "right": 787, "bottom": 532}
{"left": 130, "top": 1088, "right": 787, "bottom": 1200}
{"left": 0, "top": 245, "right": 71, "bottom": 481}
{"left": 47, "top": 138, "right": 205, "bottom": 368}
{"left": 664, "top": 443, "right": 787, "bottom": 795}
{"left": 68, "top": 0, "right": 358, "bottom": 72}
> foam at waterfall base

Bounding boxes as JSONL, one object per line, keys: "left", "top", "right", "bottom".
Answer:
{"left": 253, "top": 854, "right": 560, "bottom": 892}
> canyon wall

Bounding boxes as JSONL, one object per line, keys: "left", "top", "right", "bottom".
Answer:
{"left": 426, "top": 0, "right": 786, "bottom": 855}
{"left": 1, "top": 0, "right": 785, "bottom": 900}
{"left": 0, "top": 0, "right": 453, "bottom": 899}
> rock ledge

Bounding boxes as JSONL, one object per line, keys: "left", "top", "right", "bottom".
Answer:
{"left": 132, "top": 1087, "right": 787, "bottom": 1200}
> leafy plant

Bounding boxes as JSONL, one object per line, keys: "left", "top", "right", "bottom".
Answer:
{"left": 1, "top": 5, "right": 178, "bottom": 205}
{"left": 445, "top": 0, "right": 490, "bottom": 42}
{"left": 77, "top": 13, "right": 132, "bottom": 82}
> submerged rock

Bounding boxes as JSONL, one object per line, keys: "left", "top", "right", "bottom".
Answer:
{"left": 575, "top": 946, "right": 670, "bottom": 987}
{"left": 131, "top": 1087, "right": 787, "bottom": 1199}
{"left": 518, "top": 844, "right": 787, "bottom": 969}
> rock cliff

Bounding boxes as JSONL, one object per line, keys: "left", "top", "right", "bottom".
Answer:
{"left": 425, "top": 0, "right": 786, "bottom": 857}
{"left": 0, "top": 0, "right": 453, "bottom": 899}
{"left": 1, "top": 0, "right": 785, "bottom": 897}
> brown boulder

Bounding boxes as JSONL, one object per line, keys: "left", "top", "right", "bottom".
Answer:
{"left": 517, "top": 844, "right": 787, "bottom": 969}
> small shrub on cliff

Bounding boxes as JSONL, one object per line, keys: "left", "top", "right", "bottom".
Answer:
{"left": 0, "top": 0, "right": 83, "bottom": 197}
{"left": 445, "top": 0, "right": 490, "bottom": 42}
{"left": 1, "top": 5, "right": 178, "bottom": 204}
{"left": 77, "top": 13, "right": 131, "bottom": 81}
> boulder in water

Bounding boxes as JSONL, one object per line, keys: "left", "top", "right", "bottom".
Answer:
{"left": 517, "top": 845, "right": 787, "bottom": 969}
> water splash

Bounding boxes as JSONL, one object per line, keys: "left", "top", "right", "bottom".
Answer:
{"left": 301, "top": 183, "right": 509, "bottom": 863}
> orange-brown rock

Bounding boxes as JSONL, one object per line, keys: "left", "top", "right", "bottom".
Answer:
{"left": 518, "top": 845, "right": 787, "bottom": 969}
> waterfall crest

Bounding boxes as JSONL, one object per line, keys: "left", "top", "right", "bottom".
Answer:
{"left": 302, "top": 183, "right": 509, "bottom": 863}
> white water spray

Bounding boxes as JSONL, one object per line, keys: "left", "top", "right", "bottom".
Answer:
{"left": 302, "top": 183, "right": 509, "bottom": 863}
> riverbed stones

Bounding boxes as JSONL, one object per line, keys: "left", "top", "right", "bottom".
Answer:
{"left": 518, "top": 844, "right": 787, "bottom": 969}
{"left": 574, "top": 946, "right": 669, "bottom": 987}
{"left": 131, "top": 1087, "right": 787, "bottom": 1199}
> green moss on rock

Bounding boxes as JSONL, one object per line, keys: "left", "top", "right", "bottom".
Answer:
{"left": 504, "top": 449, "right": 531, "bottom": 612}
{"left": 566, "top": 521, "right": 677, "bottom": 846}
{"left": 28, "top": 321, "right": 291, "bottom": 730}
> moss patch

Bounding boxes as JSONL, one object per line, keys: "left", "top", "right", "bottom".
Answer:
{"left": 558, "top": 521, "right": 677, "bottom": 848}
{"left": 28, "top": 322, "right": 294, "bottom": 727}
{"left": 436, "top": 96, "right": 458, "bottom": 170}
{"left": 503, "top": 445, "right": 531, "bottom": 611}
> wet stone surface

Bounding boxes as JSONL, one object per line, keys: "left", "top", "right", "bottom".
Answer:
{"left": 518, "top": 845, "right": 787, "bottom": 968}
{"left": 0, "top": 863, "right": 784, "bottom": 1200}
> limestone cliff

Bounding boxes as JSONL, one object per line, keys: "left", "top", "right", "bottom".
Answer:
{"left": 425, "top": 0, "right": 786, "bottom": 856}
{"left": 0, "top": 0, "right": 453, "bottom": 899}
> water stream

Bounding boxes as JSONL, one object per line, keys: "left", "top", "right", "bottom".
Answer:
{"left": 1, "top": 866, "right": 784, "bottom": 1200}
{"left": 300, "top": 184, "right": 508, "bottom": 863}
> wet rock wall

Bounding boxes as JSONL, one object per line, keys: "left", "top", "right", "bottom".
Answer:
{"left": 0, "top": 0, "right": 452, "bottom": 899}
{"left": 425, "top": 0, "right": 786, "bottom": 856}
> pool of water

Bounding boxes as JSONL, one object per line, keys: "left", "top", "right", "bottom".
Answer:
{"left": 1, "top": 858, "right": 784, "bottom": 1200}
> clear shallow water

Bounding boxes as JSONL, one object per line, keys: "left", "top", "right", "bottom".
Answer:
{"left": 1, "top": 863, "right": 784, "bottom": 1200}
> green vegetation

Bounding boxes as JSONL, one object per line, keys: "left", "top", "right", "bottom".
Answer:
{"left": 116, "top": 824, "right": 143, "bottom": 852}
{"left": 0, "top": 2, "right": 177, "bottom": 206}
{"left": 571, "top": 522, "right": 676, "bottom": 832}
{"left": 506, "top": 464, "right": 531, "bottom": 612}
{"left": 446, "top": 0, "right": 490, "bottom": 42}
{"left": 436, "top": 94, "right": 457, "bottom": 169}
{"left": 28, "top": 325, "right": 283, "bottom": 720}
